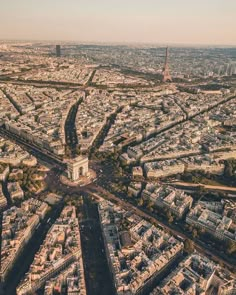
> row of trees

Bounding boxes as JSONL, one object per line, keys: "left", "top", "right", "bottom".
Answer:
{"left": 130, "top": 193, "right": 176, "bottom": 224}
{"left": 181, "top": 158, "right": 236, "bottom": 186}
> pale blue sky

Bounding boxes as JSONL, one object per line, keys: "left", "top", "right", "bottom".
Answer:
{"left": 0, "top": 0, "right": 236, "bottom": 45}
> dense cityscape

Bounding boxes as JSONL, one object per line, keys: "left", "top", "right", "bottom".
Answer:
{"left": 0, "top": 41, "right": 236, "bottom": 295}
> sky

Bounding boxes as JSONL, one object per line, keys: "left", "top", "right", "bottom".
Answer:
{"left": 0, "top": 0, "right": 236, "bottom": 45}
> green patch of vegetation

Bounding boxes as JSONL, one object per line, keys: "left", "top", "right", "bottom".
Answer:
{"left": 224, "top": 158, "right": 236, "bottom": 183}
{"left": 181, "top": 163, "right": 236, "bottom": 187}
{"left": 0, "top": 163, "right": 8, "bottom": 173}
{"left": 226, "top": 240, "right": 236, "bottom": 255}
{"left": 182, "top": 171, "right": 223, "bottom": 186}
{"left": 11, "top": 164, "right": 47, "bottom": 196}
{"left": 184, "top": 239, "right": 195, "bottom": 253}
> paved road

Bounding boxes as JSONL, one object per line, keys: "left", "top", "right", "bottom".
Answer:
{"left": 0, "top": 77, "right": 84, "bottom": 89}
{"left": 64, "top": 97, "right": 83, "bottom": 157}
{"left": 44, "top": 165, "right": 236, "bottom": 272}
{"left": 1, "top": 90, "right": 236, "bottom": 289}
{"left": 42, "top": 164, "right": 235, "bottom": 269}
{"left": 79, "top": 195, "right": 115, "bottom": 295}
{"left": 1, "top": 202, "right": 65, "bottom": 295}
{"left": 0, "top": 127, "right": 66, "bottom": 170}
{"left": 84, "top": 185, "right": 236, "bottom": 272}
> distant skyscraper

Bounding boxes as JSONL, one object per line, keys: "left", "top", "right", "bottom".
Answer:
{"left": 162, "top": 47, "right": 172, "bottom": 82}
{"left": 56, "top": 45, "right": 61, "bottom": 57}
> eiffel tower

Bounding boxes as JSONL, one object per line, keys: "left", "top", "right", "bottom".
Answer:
{"left": 162, "top": 47, "right": 172, "bottom": 82}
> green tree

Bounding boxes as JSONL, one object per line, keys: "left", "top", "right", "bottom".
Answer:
{"left": 138, "top": 198, "right": 144, "bottom": 207}
{"left": 192, "top": 229, "right": 198, "bottom": 239}
{"left": 226, "top": 240, "right": 236, "bottom": 255}
{"left": 166, "top": 210, "right": 174, "bottom": 223}
{"left": 168, "top": 215, "right": 174, "bottom": 223}
{"left": 76, "top": 145, "right": 81, "bottom": 155}
{"left": 187, "top": 224, "right": 193, "bottom": 232}
{"left": 224, "top": 160, "right": 233, "bottom": 178}
{"left": 147, "top": 200, "right": 154, "bottom": 210}
{"left": 184, "top": 239, "right": 195, "bottom": 253}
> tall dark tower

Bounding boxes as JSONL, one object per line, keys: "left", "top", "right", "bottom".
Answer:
{"left": 162, "top": 47, "right": 172, "bottom": 82}
{"left": 56, "top": 45, "right": 61, "bottom": 57}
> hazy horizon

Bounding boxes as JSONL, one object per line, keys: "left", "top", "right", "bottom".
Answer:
{"left": 1, "top": 0, "right": 236, "bottom": 46}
